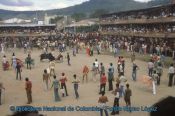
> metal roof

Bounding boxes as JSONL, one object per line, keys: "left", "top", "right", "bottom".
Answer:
{"left": 0, "top": 24, "right": 56, "bottom": 27}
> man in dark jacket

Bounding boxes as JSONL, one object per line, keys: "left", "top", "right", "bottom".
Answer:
{"left": 108, "top": 68, "right": 114, "bottom": 91}
{"left": 67, "top": 52, "right": 71, "bottom": 66}
{"left": 16, "top": 62, "right": 22, "bottom": 80}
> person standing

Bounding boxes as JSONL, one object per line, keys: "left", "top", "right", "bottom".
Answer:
{"left": 0, "top": 83, "right": 5, "bottom": 105}
{"left": 76, "top": 44, "right": 79, "bottom": 54}
{"left": 1, "top": 42, "right": 4, "bottom": 54}
{"left": 49, "top": 61, "right": 55, "bottom": 76}
{"left": 156, "top": 63, "right": 163, "bottom": 85}
{"left": 100, "top": 63, "right": 105, "bottom": 78}
{"left": 16, "top": 62, "right": 22, "bottom": 80}
{"left": 98, "top": 91, "right": 109, "bottom": 116}
{"left": 66, "top": 52, "right": 71, "bottom": 66}
{"left": 114, "top": 47, "right": 118, "bottom": 58}
{"left": 108, "top": 68, "right": 114, "bottom": 91}
{"left": 96, "top": 44, "right": 100, "bottom": 55}
{"left": 118, "top": 63, "right": 124, "bottom": 76}
{"left": 111, "top": 83, "right": 120, "bottom": 115}
{"left": 60, "top": 73, "right": 68, "bottom": 97}
{"left": 2, "top": 55, "right": 7, "bottom": 71}
{"left": 25, "top": 78, "right": 32, "bottom": 104}
{"left": 26, "top": 54, "right": 32, "bottom": 70}
{"left": 43, "top": 69, "right": 51, "bottom": 90}
{"left": 95, "top": 59, "right": 99, "bottom": 73}
{"left": 109, "top": 63, "right": 114, "bottom": 76}
{"left": 73, "top": 46, "right": 76, "bottom": 56}
{"left": 24, "top": 43, "right": 27, "bottom": 53}
{"left": 72, "top": 74, "right": 80, "bottom": 99}
{"left": 92, "top": 63, "right": 97, "bottom": 82}
{"left": 152, "top": 71, "right": 158, "bottom": 95}
{"left": 119, "top": 74, "right": 127, "bottom": 97}
{"left": 121, "top": 57, "right": 125, "bottom": 74}
{"left": 160, "top": 54, "right": 165, "bottom": 67}
{"left": 90, "top": 46, "right": 94, "bottom": 56}
{"left": 82, "top": 65, "right": 89, "bottom": 83}
{"left": 131, "top": 52, "right": 135, "bottom": 62}
{"left": 132, "top": 62, "right": 139, "bottom": 81}
{"left": 86, "top": 46, "right": 90, "bottom": 56}
{"left": 124, "top": 84, "right": 132, "bottom": 108}
{"left": 148, "top": 60, "right": 154, "bottom": 77}
{"left": 51, "top": 75, "right": 61, "bottom": 102}
{"left": 168, "top": 64, "right": 175, "bottom": 87}
{"left": 12, "top": 53, "right": 17, "bottom": 70}
{"left": 99, "top": 73, "right": 107, "bottom": 94}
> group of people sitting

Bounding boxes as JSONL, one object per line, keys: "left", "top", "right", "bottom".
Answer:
{"left": 0, "top": 27, "right": 59, "bottom": 35}
{"left": 101, "top": 24, "right": 175, "bottom": 34}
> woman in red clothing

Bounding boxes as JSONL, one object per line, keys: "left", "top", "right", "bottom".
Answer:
{"left": 59, "top": 73, "right": 68, "bottom": 97}
{"left": 86, "top": 46, "right": 90, "bottom": 56}
{"left": 99, "top": 73, "right": 107, "bottom": 94}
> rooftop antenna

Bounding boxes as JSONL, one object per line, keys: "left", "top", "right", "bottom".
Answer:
{"left": 35, "top": 11, "right": 38, "bottom": 24}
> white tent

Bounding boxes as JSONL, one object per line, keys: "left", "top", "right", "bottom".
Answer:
{"left": 3, "top": 18, "right": 31, "bottom": 24}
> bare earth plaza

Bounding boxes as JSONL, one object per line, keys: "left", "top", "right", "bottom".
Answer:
{"left": 0, "top": 0, "right": 175, "bottom": 116}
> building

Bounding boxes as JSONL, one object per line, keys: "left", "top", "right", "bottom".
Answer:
{"left": 99, "top": 4, "right": 175, "bottom": 57}
{"left": 3, "top": 18, "right": 31, "bottom": 24}
{"left": 65, "top": 18, "right": 99, "bottom": 33}
{"left": 99, "top": 4, "right": 175, "bottom": 50}
{"left": 44, "top": 13, "right": 61, "bottom": 25}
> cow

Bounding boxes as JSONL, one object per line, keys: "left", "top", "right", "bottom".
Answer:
{"left": 40, "top": 53, "right": 55, "bottom": 61}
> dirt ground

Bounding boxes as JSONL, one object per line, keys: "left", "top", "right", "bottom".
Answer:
{"left": 0, "top": 48, "right": 175, "bottom": 116}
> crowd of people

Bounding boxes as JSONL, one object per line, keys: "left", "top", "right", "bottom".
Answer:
{"left": 0, "top": 26, "right": 58, "bottom": 35}
{"left": 0, "top": 39, "right": 174, "bottom": 115}
{"left": 102, "top": 35, "right": 175, "bottom": 59}
{"left": 0, "top": 29, "right": 175, "bottom": 116}
{"left": 101, "top": 24, "right": 175, "bottom": 34}
{"left": 0, "top": 3, "right": 175, "bottom": 116}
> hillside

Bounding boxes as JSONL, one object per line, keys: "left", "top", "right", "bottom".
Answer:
{"left": 0, "top": 0, "right": 171, "bottom": 20}
{"left": 47, "top": 0, "right": 147, "bottom": 15}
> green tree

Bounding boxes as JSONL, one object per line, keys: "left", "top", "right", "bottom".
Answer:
{"left": 50, "top": 16, "right": 63, "bottom": 24}
{"left": 90, "top": 9, "right": 109, "bottom": 18}
{"left": 71, "top": 13, "right": 86, "bottom": 22}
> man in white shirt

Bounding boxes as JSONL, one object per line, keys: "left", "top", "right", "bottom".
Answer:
{"left": 2, "top": 55, "right": 6, "bottom": 64}
{"left": 49, "top": 61, "right": 55, "bottom": 76}
{"left": 95, "top": 59, "right": 99, "bottom": 73}
{"left": 72, "top": 74, "right": 80, "bottom": 99}
{"left": 1, "top": 43, "right": 4, "bottom": 54}
{"left": 119, "top": 74, "right": 127, "bottom": 97}
{"left": 168, "top": 64, "right": 175, "bottom": 87}
{"left": 119, "top": 64, "right": 124, "bottom": 76}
